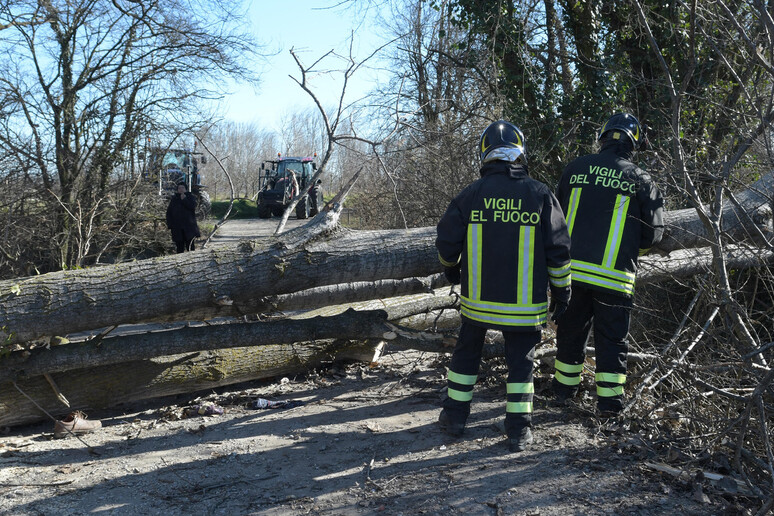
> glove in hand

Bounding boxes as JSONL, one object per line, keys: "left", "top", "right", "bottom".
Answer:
{"left": 549, "top": 285, "right": 570, "bottom": 322}
{"left": 551, "top": 301, "right": 568, "bottom": 322}
{"left": 444, "top": 265, "right": 461, "bottom": 285}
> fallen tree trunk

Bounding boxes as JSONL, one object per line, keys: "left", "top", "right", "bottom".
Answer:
{"left": 0, "top": 340, "right": 378, "bottom": 428}
{"left": 638, "top": 244, "right": 774, "bottom": 285}
{"left": 1, "top": 237, "right": 771, "bottom": 349}
{"left": 257, "top": 274, "right": 447, "bottom": 314}
{"left": 0, "top": 226, "right": 440, "bottom": 345}
{"left": 1, "top": 170, "right": 772, "bottom": 345}
{"left": 655, "top": 172, "right": 773, "bottom": 253}
{"left": 0, "top": 304, "right": 457, "bottom": 381}
{"left": 0, "top": 292, "right": 460, "bottom": 427}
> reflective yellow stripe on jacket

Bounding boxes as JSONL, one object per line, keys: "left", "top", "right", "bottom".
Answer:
{"left": 461, "top": 222, "right": 547, "bottom": 326}
{"left": 570, "top": 194, "right": 635, "bottom": 295}
{"left": 572, "top": 260, "right": 635, "bottom": 295}
{"left": 460, "top": 297, "right": 548, "bottom": 327}
{"left": 566, "top": 187, "right": 582, "bottom": 236}
{"left": 518, "top": 226, "right": 535, "bottom": 305}
{"left": 603, "top": 195, "right": 630, "bottom": 269}
{"left": 467, "top": 223, "right": 482, "bottom": 301}
{"left": 548, "top": 262, "right": 571, "bottom": 288}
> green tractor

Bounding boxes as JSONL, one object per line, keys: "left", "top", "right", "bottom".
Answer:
{"left": 143, "top": 146, "right": 211, "bottom": 220}
{"left": 256, "top": 155, "right": 323, "bottom": 219}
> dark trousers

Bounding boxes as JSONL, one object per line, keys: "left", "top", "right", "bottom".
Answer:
{"left": 443, "top": 321, "right": 540, "bottom": 437}
{"left": 174, "top": 239, "right": 196, "bottom": 253}
{"left": 555, "top": 285, "right": 631, "bottom": 410}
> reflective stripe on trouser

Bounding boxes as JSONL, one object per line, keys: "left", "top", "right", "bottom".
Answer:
{"left": 447, "top": 369, "right": 477, "bottom": 402}
{"left": 504, "top": 330, "right": 540, "bottom": 435}
{"left": 596, "top": 372, "right": 626, "bottom": 398}
{"left": 555, "top": 285, "right": 631, "bottom": 405}
{"left": 442, "top": 322, "right": 487, "bottom": 422}
{"left": 506, "top": 382, "right": 533, "bottom": 416}
{"left": 554, "top": 359, "right": 583, "bottom": 388}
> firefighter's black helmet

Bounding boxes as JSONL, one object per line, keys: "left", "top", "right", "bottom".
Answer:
{"left": 598, "top": 113, "right": 646, "bottom": 150}
{"left": 479, "top": 120, "right": 526, "bottom": 163}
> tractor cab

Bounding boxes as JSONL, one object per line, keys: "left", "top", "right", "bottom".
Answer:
{"left": 143, "top": 146, "right": 211, "bottom": 219}
{"left": 257, "top": 155, "right": 322, "bottom": 219}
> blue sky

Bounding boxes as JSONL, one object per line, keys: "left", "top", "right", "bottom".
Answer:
{"left": 221, "top": 1, "right": 390, "bottom": 131}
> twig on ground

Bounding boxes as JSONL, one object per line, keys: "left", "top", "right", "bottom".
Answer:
{"left": 0, "top": 481, "right": 74, "bottom": 487}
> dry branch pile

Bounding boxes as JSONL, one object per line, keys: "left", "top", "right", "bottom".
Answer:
{"left": 617, "top": 273, "right": 774, "bottom": 511}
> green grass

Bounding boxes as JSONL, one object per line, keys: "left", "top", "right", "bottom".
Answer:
{"left": 210, "top": 199, "right": 259, "bottom": 219}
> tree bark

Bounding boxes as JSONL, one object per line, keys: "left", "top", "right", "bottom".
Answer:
{"left": 638, "top": 244, "right": 774, "bottom": 285}
{"left": 0, "top": 340, "right": 377, "bottom": 428}
{"left": 0, "top": 226, "right": 440, "bottom": 344}
{"left": 1, "top": 173, "right": 772, "bottom": 345}
{"left": 257, "top": 275, "right": 448, "bottom": 314}
{"left": 655, "top": 173, "right": 773, "bottom": 253}
{"left": 0, "top": 292, "right": 460, "bottom": 426}
{"left": 3, "top": 238, "right": 773, "bottom": 427}
{"left": 0, "top": 304, "right": 457, "bottom": 382}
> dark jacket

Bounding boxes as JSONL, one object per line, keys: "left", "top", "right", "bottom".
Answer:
{"left": 436, "top": 161, "right": 572, "bottom": 332}
{"left": 166, "top": 192, "right": 201, "bottom": 243}
{"left": 556, "top": 140, "right": 664, "bottom": 297}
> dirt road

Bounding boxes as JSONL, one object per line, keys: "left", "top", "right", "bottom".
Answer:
{"left": 206, "top": 216, "right": 307, "bottom": 246}
{"left": 1, "top": 351, "right": 736, "bottom": 515}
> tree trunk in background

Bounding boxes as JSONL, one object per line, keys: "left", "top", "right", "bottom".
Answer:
{"left": 655, "top": 173, "right": 773, "bottom": 253}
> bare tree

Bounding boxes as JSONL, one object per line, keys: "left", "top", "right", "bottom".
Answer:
{"left": 346, "top": 0, "right": 498, "bottom": 229}
{"left": 619, "top": 2, "right": 774, "bottom": 508}
{"left": 277, "top": 109, "right": 328, "bottom": 158}
{"left": 203, "top": 121, "right": 277, "bottom": 200}
{"left": 0, "top": 0, "right": 258, "bottom": 271}
{"left": 269, "top": 30, "right": 402, "bottom": 235}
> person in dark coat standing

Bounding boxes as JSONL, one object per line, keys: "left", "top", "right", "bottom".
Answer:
{"left": 166, "top": 183, "right": 201, "bottom": 252}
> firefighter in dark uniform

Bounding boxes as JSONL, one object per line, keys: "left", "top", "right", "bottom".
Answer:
{"left": 552, "top": 113, "right": 664, "bottom": 415}
{"left": 436, "top": 120, "right": 572, "bottom": 452}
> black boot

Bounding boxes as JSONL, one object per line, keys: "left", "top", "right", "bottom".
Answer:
{"left": 438, "top": 409, "right": 465, "bottom": 437}
{"left": 551, "top": 378, "right": 578, "bottom": 405}
{"left": 507, "top": 426, "right": 533, "bottom": 452}
{"left": 597, "top": 397, "right": 623, "bottom": 418}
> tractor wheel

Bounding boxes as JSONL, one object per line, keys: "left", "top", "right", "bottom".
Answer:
{"left": 309, "top": 187, "right": 321, "bottom": 216}
{"left": 272, "top": 206, "right": 284, "bottom": 217}
{"left": 296, "top": 196, "right": 309, "bottom": 219}
{"left": 258, "top": 204, "right": 272, "bottom": 219}
{"left": 196, "top": 191, "right": 211, "bottom": 220}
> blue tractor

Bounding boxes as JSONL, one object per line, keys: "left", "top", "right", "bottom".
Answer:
{"left": 144, "top": 147, "right": 211, "bottom": 220}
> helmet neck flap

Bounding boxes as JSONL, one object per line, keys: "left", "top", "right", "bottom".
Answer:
{"left": 480, "top": 120, "right": 527, "bottom": 165}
